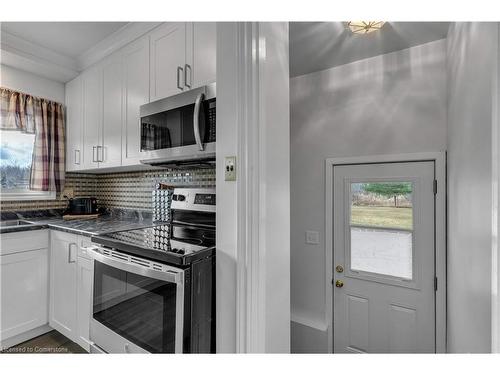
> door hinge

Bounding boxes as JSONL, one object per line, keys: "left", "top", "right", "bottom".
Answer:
{"left": 434, "top": 277, "right": 438, "bottom": 291}
{"left": 433, "top": 180, "right": 438, "bottom": 195}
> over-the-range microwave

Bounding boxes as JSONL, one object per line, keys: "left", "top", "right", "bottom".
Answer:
{"left": 139, "top": 83, "right": 216, "bottom": 168}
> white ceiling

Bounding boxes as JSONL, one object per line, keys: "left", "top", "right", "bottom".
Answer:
{"left": 1, "top": 22, "right": 451, "bottom": 82}
{"left": 0, "top": 22, "right": 161, "bottom": 82}
{"left": 1, "top": 22, "right": 127, "bottom": 59}
{"left": 289, "top": 22, "right": 450, "bottom": 77}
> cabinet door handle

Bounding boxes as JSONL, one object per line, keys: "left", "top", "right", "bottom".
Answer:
{"left": 92, "top": 146, "right": 97, "bottom": 163}
{"left": 74, "top": 149, "right": 80, "bottom": 165}
{"left": 68, "top": 243, "right": 77, "bottom": 263}
{"left": 177, "top": 66, "right": 184, "bottom": 90}
{"left": 184, "top": 64, "right": 192, "bottom": 89}
{"left": 97, "top": 145, "right": 104, "bottom": 162}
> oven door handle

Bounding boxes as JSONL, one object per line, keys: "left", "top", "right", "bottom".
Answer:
{"left": 87, "top": 246, "right": 183, "bottom": 285}
{"left": 193, "top": 92, "right": 205, "bottom": 151}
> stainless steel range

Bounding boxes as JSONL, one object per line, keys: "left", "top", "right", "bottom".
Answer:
{"left": 88, "top": 187, "right": 215, "bottom": 353}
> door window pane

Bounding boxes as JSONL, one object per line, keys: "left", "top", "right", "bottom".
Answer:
{"left": 350, "top": 182, "right": 413, "bottom": 279}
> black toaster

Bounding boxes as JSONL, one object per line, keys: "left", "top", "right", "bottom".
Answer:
{"left": 66, "top": 197, "right": 98, "bottom": 215}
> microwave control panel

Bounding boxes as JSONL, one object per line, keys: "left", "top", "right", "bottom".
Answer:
{"left": 205, "top": 99, "right": 216, "bottom": 143}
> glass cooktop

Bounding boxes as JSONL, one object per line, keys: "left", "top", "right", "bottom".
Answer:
{"left": 92, "top": 223, "right": 215, "bottom": 265}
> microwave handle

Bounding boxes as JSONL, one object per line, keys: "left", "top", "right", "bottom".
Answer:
{"left": 193, "top": 92, "right": 205, "bottom": 151}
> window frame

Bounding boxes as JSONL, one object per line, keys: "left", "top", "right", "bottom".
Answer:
{"left": 0, "top": 189, "right": 56, "bottom": 201}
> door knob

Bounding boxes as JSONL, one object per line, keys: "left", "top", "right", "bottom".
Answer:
{"left": 336, "top": 265, "right": 344, "bottom": 273}
{"left": 335, "top": 280, "right": 344, "bottom": 288}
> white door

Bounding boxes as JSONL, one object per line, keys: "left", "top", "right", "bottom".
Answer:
{"left": 333, "top": 161, "right": 435, "bottom": 353}
{"left": 149, "top": 22, "right": 186, "bottom": 101}
{"left": 186, "top": 22, "right": 216, "bottom": 89}
{"left": 0, "top": 249, "right": 48, "bottom": 341}
{"left": 65, "top": 76, "right": 83, "bottom": 171}
{"left": 101, "top": 54, "right": 123, "bottom": 167}
{"left": 49, "top": 231, "right": 78, "bottom": 341}
{"left": 122, "top": 36, "right": 150, "bottom": 165}
{"left": 82, "top": 67, "right": 102, "bottom": 170}
{"left": 76, "top": 253, "right": 93, "bottom": 352}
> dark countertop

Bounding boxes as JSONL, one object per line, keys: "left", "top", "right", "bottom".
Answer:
{"left": 0, "top": 209, "right": 154, "bottom": 236}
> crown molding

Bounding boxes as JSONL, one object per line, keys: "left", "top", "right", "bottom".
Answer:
{"left": 1, "top": 31, "right": 79, "bottom": 82}
{"left": 77, "top": 22, "right": 162, "bottom": 70}
{"left": 1, "top": 22, "right": 163, "bottom": 83}
{"left": 0, "top": 49, "right": 78, "bottom": 83}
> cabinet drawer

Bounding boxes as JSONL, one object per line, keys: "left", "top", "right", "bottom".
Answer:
{"left": 0, "top": 230, "right": 49, "bottom": 256}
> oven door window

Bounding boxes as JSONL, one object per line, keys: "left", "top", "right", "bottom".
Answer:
{"left": 93, "top": 261, "right": 179, "bottom": 353}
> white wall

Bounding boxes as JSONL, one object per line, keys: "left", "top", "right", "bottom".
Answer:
{"left": 216, "top": 22, "right": 290, "bottom": 353}
{"left": 0, "top": 64, "right": 65, "bottom": 103}
{"left": 216, "top": 22, "right": 238, "bottom": 353}
{"left": 290, "top": 39, "right": 447, "bottom": 352}
{"left": 447, "top": 22, "right": 498, "bottom": 353}
{"left": 259, "top": 22, "right": 291, "bottom": 352}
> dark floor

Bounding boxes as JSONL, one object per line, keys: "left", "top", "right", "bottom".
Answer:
{"left": 2, "top": 330, "right": 87, "bottom": 354}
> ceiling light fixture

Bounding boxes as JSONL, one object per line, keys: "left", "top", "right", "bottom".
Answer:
{"left": 347, "top": 21, "right": 386, "bottom": 34}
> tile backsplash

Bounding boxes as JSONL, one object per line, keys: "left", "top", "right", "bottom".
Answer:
{"left": 1, "top": 168, "right": 215, "bottom": 212}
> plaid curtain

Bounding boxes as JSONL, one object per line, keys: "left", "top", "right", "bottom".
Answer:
{"left": 0, "top": 87, "right": 65, "bottom": 192}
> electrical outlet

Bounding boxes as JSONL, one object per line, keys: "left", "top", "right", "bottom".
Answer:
{"left": 305, "top": 230, "right": 320, "bottom": 245}
{"left": 225, "top": 156, "right": 236, "bottom": 181}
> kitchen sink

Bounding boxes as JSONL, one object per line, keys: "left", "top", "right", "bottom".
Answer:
{"left": 0, "top": 219, "right": 32, "bottom": 228}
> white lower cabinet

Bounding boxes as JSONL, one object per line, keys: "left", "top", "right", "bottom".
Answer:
{"left": 76, "top": 237, "right": 94, "bottom": 352}
{"left": 49, "top": 231, "right": 93, "bottom": 352}
{"left": 49, "top": 231, "right": 78, "bottom": 340}
{"left": 0, "top": 229, "right": 93, "bottom": 350}
{"left": 0, "top": 230, "right": 50, "bottom": 348}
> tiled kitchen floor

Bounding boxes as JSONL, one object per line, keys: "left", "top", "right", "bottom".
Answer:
{"left": 2, "top": 330, "right": 87, "bottom": 354}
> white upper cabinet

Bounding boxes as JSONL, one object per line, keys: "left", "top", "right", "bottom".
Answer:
{"left": 187, "top": 22, "right": 216, "bottom": 88}
{"left": 65, "top": 22, "right": 216, "bottom": 173}
{"left": 81, "top": 66, "right": 102, "bottom": 170}
{"left": 122, "top": 36, "right": 149, "bottom": 165}
{"left": 150, "top": 22, "right": 187, "bottom": 101}
{"left": 65, "top": 76, "right": 83, "bottom": 172}
{"left": 101, "top": 54, "right": 123, "bottom": 168}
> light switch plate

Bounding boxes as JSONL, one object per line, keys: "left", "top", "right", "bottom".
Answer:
{"left": 225, "top": 156, "right": 236, "bottom": 181}
{"left": 305, "top": 230, "right": 320, "bottom": 245}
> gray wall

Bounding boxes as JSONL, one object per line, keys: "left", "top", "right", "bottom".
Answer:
{"left": 446, "top": 22, "right": 497, "bottom": 353}
{"left": 0, "top": 64, "right": 65, "bottom": 103}
{"left": 290, "top": 39, "right": 447, "bottom": 352}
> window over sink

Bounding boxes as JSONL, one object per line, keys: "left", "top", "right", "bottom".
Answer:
{"left": 0, "top": 130, "right": 55, "bottom": 200}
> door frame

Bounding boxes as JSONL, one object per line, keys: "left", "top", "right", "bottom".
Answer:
{"left": 325, "top": 152, "right": 446, "bottom": 353}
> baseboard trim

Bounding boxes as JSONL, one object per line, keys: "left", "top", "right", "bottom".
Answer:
{"left": 1, "top": 324, "right": 52, "bottom": 349}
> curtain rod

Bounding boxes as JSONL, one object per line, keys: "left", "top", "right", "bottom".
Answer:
{"left": 0, "top": 86, "right": 64, "bottom": 106}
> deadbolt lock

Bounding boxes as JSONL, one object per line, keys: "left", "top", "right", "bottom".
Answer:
{"left": 335, "top": 280, "right": 344, "bottom": 288}
{"left": 335, "top": 265, "right": 344, "bottom": 273}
